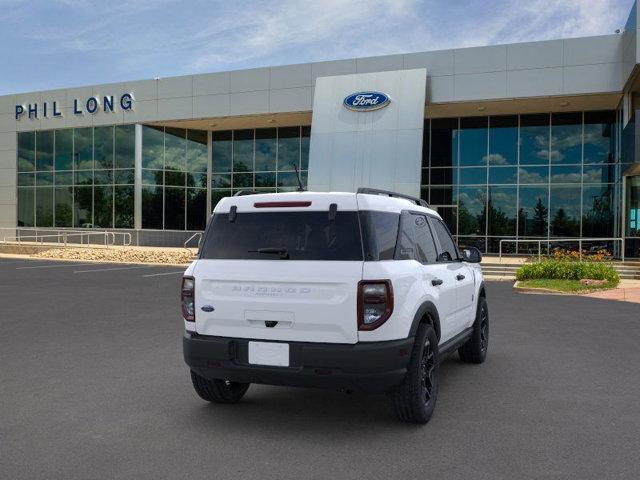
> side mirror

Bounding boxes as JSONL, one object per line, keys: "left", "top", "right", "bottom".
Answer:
{"left": 461, "top": 246, "right": 482, "bottom": 263}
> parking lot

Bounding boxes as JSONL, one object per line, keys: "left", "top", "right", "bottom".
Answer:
{"left": 1, "top": 257, "right": 639, "bottom": 480}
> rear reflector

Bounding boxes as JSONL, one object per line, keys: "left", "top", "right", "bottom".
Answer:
{"left": 254, "top": 201, "right": 312, "bottom": 208}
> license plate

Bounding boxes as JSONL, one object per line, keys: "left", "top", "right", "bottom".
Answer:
{"left": 248, "top": 341, "right": 289, "bottom": 367}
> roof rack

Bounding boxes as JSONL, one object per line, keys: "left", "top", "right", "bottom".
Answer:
{"left": 357, "top": 187, "right": 430, "bottom": 208}
{"left": 233, "top": 190, "right": 258, "bottom": 197}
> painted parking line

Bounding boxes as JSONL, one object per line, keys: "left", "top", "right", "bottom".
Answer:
{"left": 142, "top": 271, "right": 185, "bottom": 277}
{"left": 16, "top": 262, "right": 96, "bottom": 270}
{"left": 74, "top": 265, "right": 160, "bottom": 273}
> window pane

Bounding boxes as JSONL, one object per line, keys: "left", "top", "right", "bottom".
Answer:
{"left": 211, "top": 189, "right": 230, "bottom": 210}
{"left": 434, "top": 206, "right": 457, "bottom": 235}
{"left": 360, "top": 211, "right": 399, "bottom": 261}
{"left": 550, "top": 165, "right": 581, "bottom": 183}
{"left": 584, "top": 111, "right": 615, "bottom": 164}
{"left": 93, "top": 185, "right": 113, "bottom": 228}
{"left": 488, "top": 115, "right": 517, "bottom": 166}
{"left": 550, "top": 185, "right": 580, "bottom": 237}
{"left": 142, "top": 186, "right": 163, "bottom": 229}
{"left": 94, "top": 126, "right": 114, "bottom": 169}
{"left": 277, "top": 172, "right": 301, "bottom": 188}
{"left": 142, "top": 169, "right": 163, "bottom": 186}
{"left": 233, "top": 129, "right": 253, "bottom": 172}
{"left": 255, "top": 172, "right": 276, "bottom": 187}
{"left": 115, "top": 124, "right": 135, "bottom": 169}
{"left": 35, "top": 171, "right": 53, "bottom": 186}
{"left": 94, "top": 169, "right": 113, "bottom": 185}
{"left": 164, "top": 187, "right": 185, "bottom": 230}
{"left": 142, "top": 126, "right": 164, "bottom": 169}
{"left": 187, "top": 188, "right": 207, "bottom": 230}
{"left": 519, "top": 166, "right": 548, "bottom": 184}
{"left": 233, "top": 172, "right": 253, "bottom": 188}
{"left": 165, "top": 170, "right": 185, "bottom": 187}
{"left": 413, "top": 214, "right": 438, "bottom": 263}
{"left": 114, "top": 169, "right": 134, "bottom": 185}
{"left": 551, "top": 113, "right": 582, "bottom": 165}
{"left": 583, "top": 164, "right": 615, "bottom": 184}
{"left": 186, "top": 129, "right": 208, "bottom": 173}
{"left": 54, "top": 129, "right": 73, "bottom": 171}
{"left": 459, "top": 167, "right": 486, "bottom": 185}
{"left": 212, "top": 174, "right": 231, "bottom": 188}
{"left": 458, "top": 187, "right": 486, "bottom": 235}
{"left": 518, "top": 186, "right": 548, "bottom": 236}
{"left": 114, "top": 186, "right": 134, "bottom": 228}
{"left": 277, "top": 126, "right": 300, "bottom": 171}
{"left": 429, "top": 186, "right": 455, "bottom": 205}
{"left": 18, "top": 173, "right": 34, "bottom": 187}
{"left": 582, "top": 184, "right": 614, "bottom": 237}
{"left": 431, "top": 218, "right": 458, "bottom": 261}
{"left": 18, "top": 132, "right": 35, "bottom": 172}
{"left": 75, "top": 169, "right": 93, "bottom": 186}
{"left": 430, "top": 118, "right": 457, "bottom": 167}
{"left": 255, "top": 128, "right": 276, "bottom": 171}
{"left": 430, "top": 168, "right": 454, "bottom": 185}
{"left": 488, "top": 166, "right": 517, "bottom": 184}
{"left": 35, "top": 187, "right": 54, "bottom": 227}
{"left": 165, "top": 127, "right": 186, "bottom": 171}
{"left": 17, "top": 187, "right": 34, "bottom": 226}
{"left": 301, "top": 126, "right": 310, "bottom": 170}
{"left": 74, "top": 186, "right": 92, "bottom": 227}
{"left": 212, "top": 131, "right": 232, "bottom": 173}
{"left": 488, "top": 186, "right": 517, "bottom": 236}
{"left": 35, "top": 130, "right": 54, "bottom": 171}
{"left": 74, "top": 127, "right": 93, "bottom": 170}
{"left": 187, "top": 171, "right": 207, "bottom": 188}
{"left": 459, "top": 117, "right": 487, "bottom": 166}
{"left": 519, "top": 114, "right": 549, "bottom": 165}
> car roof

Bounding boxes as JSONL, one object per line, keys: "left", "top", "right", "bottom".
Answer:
{"left": 214, "top": 191, "right": 441, "bottom": 217}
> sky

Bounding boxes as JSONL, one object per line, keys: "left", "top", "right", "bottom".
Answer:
{"left": 0, "top": 0, "right": 636, "bottom": 95}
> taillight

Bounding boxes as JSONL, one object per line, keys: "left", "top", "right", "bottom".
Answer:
{"left": 181, "top": 276, "right": 195, "bottom": 322}
{"left": 357, "top": 280, "right": 393, "bottom": 330}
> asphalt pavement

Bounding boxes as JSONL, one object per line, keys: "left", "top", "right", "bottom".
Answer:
{"left": 1, "top": 258, "right": 639, "bottom": 480}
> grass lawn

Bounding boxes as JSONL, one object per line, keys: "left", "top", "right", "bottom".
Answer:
{"left": 515, "top": 278, "right": 618, "bottom": 293}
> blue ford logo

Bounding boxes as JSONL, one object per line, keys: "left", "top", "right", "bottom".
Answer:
{"left": 343, "top": 91, "right": 390, "bottom": 111}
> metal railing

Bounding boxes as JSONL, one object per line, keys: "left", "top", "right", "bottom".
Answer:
{"left": 183, "top": 232, "right": 202, "bottom": 249}
{"left": 0, "top": 228, "right": 132, "bottom": 248}
{"left": 498, "top": 238, "right": 625, "bottom": 262}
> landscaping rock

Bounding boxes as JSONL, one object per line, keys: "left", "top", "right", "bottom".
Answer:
{"left": 580, "top": 278, "right": 608, "bottom": 286}
{"left": 30, "top": 246, "right": 196, "bottom": 265}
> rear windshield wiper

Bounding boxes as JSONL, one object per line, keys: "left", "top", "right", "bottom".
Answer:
{"left": 248, "top": 247, "right": 290, "bottom": 259}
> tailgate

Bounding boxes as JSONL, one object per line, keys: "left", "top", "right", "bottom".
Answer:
{"left": 194, "top": 260, "right": 362, "bottom": 344}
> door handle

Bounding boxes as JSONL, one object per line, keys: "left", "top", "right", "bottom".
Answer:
{"left": 456, "top": 274, "right": 465, "bottom": 281}
{"left": 431, "top": 278, "right": 443, "bottom": 286}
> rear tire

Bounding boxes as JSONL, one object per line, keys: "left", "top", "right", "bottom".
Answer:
{"left": 391, "top": 323, "right": 439, "bottom": 424}
{"left": 190, "top": 370, "right": 250, "bottom": 404}
{"left": 458, "top": 296, "right": 489, "bottom": 364}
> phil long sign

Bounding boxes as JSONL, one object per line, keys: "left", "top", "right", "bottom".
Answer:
{"left": 15, "top": 93, "right": 134, "bottom": 120}
{"left": 343, "top": 91, "right": 390, "bottom": 111}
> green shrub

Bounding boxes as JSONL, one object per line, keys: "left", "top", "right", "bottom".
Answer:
{"left": 515, "top": 259, "right": 619, "bottom": 285}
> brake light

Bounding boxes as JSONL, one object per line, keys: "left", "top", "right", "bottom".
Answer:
{"left": 357, "top": 280, "right": 393, "bottom": 330}
{"left": 181, "top": 276, "right": 195, "bottom": 322}
{"left": 254, "top": 201, "right": 312, "bottom": 208}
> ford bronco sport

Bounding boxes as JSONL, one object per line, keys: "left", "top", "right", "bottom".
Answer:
{"left": 182, "top": 188, "right": 488, "bottom": 424}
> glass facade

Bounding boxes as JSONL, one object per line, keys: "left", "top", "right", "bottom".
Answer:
{"left": 17, "top": 126, "right": 135, "bottom": 228}
{"left": 211, "top": 126, "right": 310, "bottom": 209}
{"left": 422, "top": 111, "right": 620, "bottom": 253}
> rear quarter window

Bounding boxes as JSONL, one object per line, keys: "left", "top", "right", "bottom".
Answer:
{"left": 360, "top": 211, "right": 400, "bottom": 261}
{"left": 199, "top": 211, "right": 363, "bottom": 261}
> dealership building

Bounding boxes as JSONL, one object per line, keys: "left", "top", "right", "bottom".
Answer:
{"left": 2, "top": 5, "right": 640, "bottom": 256}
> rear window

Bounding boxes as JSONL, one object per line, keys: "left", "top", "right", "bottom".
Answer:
{"left": 200, "top": 211, "right": 363, "bottom": 261}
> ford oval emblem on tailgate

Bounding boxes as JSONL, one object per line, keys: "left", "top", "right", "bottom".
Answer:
{"left": 201, "top": 305, "right": 215, "bottom": 312}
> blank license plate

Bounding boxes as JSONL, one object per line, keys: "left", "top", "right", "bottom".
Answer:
{"left": 248, "top": 341, "right": 289, "bottom": 367}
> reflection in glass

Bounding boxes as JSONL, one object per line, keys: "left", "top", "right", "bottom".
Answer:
{"left": 17, "top": 188, "right": 34, "bottom": 226}
{"left": 550, "top": 165, "right": 581, "bottom": 183}
{"left": 459, "top": 117, "right": 487, "bottom": 166}
{"left": 212, "top": 131, "right": 232, "bottom": 173}
{"left": 114, "top": 186, "right": 134, "bottom": 228}
{"left": 18, "top": 173, "right": 34, "bottom": 187}
{"left": 142, "top": 186, "right": 163, "bottom": 229}
{"left": 488, "top": 116, "right": 517, "bottom": 166}
{"left": 551, "top": 113, "right": 581, "bottom": 164}
{"left": 18, "top": 132, "right": 35, "bottom": 172}
{"left": 187, "top": 188, "right": 207, "bottom": 230}
{"left": 582, "top": 184, "right": 614, "bottom": 237}
{"left": 459, "top": 167, "right": 486, "bottom": 185}
{"left": 165, "top": 128, "right": 186, "bottom": 171}
{"left": 36, "top": 130, "right": 54, "bottom": 171}
{"left": 429, "top": 186, "right": 455, "bottom": 205}
{"left": 488, "top": 186, "right": 517, "bottom": 236}
{"left": 301, "top": 126, "right": 310, "bottom": 170}
{"left": 233, "top": 129, "right": 253, "bottom": 172}
{"left": 142, "top": 126, "right": 164, "bottom": 169}
{"left": 278, "top": 127, "right": 300, "bottom": 171}
{"left": 115, "top": 125, "right": 135, "bottom": 169}
{"left": 74, "top": 128, "right": 93, "bottom": 170}
{"left": 35, "top": 187, "right": 54, "bottom": 227}
{"left": 584, "top": 111, "right": 615, "bottom": 164}
{"left": 584, "top": 165, "right": 614, "bottom": 184}
{"left": 186, "top": 130, "right": 207, "bottom": 173}
{"left": 488, "top": 167, "right": 517, "bottom": 184}
{"left": 430, "top": 168, "right": 455, "bottom": 185}
{"left": 255, "top": 128, "right": 276, "bottom": 171}
{"left": 518, "top": 186, "right": 548, "bottom": 236}
{"left": 94, "top": 185, "right": 113, "bottom": 228}
{"left": 430, "top": 118, "right": 458, "bottom": 168}
{"left": 94, "top": 126, "right": 114, "bottom": 169}
{"left": 164, "top": 187, "right": 185, "bottom": 230}
{"left": 74, "top": 186, "right": 92, "bottom": 227}
{"left": 55, "top": 129, "right": 73, "bottom": 171}
{"left": 519, "top": 114, "right": 549, "bottom": 165}
{"left": 519, "top": 166, "right": 548, "bottom": 184}
{"left": 458, "top": 187, "right": 486, "bottom": 236}
{"left": 550, "top": 186, "right": 580, "bottom": 237}
{"left": 35, "top": 172, "right": 53, "bottom": 186}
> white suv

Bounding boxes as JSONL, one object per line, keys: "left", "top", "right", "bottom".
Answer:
{"left": 182, "top": 188, "right": 488, "bottom": 423}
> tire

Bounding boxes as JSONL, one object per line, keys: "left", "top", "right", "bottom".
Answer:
{"left": 190, "top": 370, "right": 250, "bottom": 404}
{"left": 458, "top": 296, "right": 489, "bottom": 364}
{"left": 391, "top": 323, "right": 439, "bottom": 424}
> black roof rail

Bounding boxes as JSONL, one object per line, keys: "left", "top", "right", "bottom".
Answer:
{"left": 357, "top": 187, "right": 430, "bottom": 208}
{"left": 233, "top": 190, "right": 258, "bottom": 197}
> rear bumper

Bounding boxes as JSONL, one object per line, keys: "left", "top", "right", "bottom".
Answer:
{"left": 183, "top": 331, "right": 414, "bottom": 394}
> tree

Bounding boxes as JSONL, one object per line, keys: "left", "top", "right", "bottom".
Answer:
{"left": 532, "top": 198, "right": 548, "bottom": 236}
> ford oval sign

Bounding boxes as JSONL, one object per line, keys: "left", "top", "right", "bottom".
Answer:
{"left": 343, "top": 91, "right": 390, "bottom": 111}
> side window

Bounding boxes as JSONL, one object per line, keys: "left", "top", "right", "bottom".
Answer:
{"left": 395, "top": 212, "right": 415, "bottom": 260}
{"left": 430, "top": 217, "right": 459, "bottom": 262}
{"left": 412, "top": 214, "right": 438, "bottom": 264}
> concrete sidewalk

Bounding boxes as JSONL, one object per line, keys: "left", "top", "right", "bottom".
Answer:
{"left": 583, "top": 280, "right": 640, "bottom": 304}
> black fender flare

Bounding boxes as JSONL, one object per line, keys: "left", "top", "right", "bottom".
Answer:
{"left": 408, "top": 301, "right": 442, "bottom": 341}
